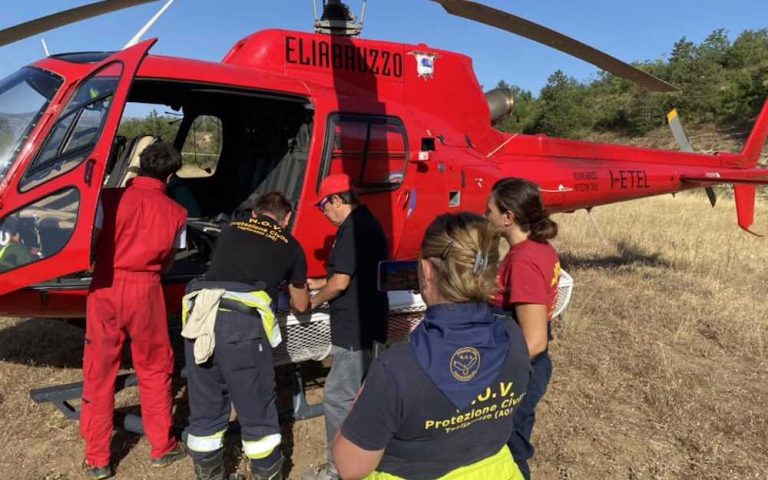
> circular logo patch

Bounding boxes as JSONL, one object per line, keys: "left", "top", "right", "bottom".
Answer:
{"left": 450, "top": 347, "right": 481, "bottom": 382}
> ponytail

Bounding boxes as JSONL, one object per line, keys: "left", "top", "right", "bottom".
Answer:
{"left": 492, "top": 178, "right": 558, "bottom": 242}
{"left": 528, "top": 217, "right": 558, "bottom": 242}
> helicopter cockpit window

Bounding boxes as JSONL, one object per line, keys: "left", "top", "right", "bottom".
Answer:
{"left": 324, "top": 114, "right": 407, "bottom": 191}
{"left": 0, "top": 188, "right": 79, "bottom": 273}
{"left": 0, "top": 67, "right": 63, "bottom": 188}
{"left": 19, "top": 62, "right": 124, "bottom": 192}
{"left": 178, "top": 115, "right": 223, "bottom": 179}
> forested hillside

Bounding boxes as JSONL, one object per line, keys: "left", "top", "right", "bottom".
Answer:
{"left": 495, "top": 28, "right": 768, "bottom": 140}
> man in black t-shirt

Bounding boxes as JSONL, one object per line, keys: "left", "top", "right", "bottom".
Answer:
{"left": 302, "top": 174, "right": 389, "bottom": 480}
{"left": 205, "top": 193, "right": 308, "bottom": 305}
{"left": 184, "top": 192, "right": 309, "bottom": 480}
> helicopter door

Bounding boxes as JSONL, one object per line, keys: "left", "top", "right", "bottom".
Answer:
{"left": 0, "top": 40, "right": 156, "bottom": 295}
{"left": 321, "top": 114, "right": 411, "bottom": 255}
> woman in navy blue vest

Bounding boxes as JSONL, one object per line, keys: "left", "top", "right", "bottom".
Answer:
{"left": 332, "top": 212, "right": 532, "bottom": 480}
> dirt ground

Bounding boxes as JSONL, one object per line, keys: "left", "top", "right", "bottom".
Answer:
{"left": 2, "top": 193, "right": 768, "bottom": 479}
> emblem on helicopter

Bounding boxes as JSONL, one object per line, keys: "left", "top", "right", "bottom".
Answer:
{"left": 409, "top": 51, "right": 439, "bottom": 80}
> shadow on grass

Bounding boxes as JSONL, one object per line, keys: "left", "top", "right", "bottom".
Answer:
{"left": 111, "top": 428, "right": 143, "bottom": 469}
{"left": 561, "top": 240, "right": 673, "bottom": 270}
{"left": 0, "top": 315, "right": 189, "bottom": 370}
{"left": 0, "top": 318, "right": 85, "bottom": 368}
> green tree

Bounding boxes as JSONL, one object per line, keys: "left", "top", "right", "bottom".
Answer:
{"left": 667, "top": 36, "right": 723, "bottom": 122}
{"left": 527, "top": 70, "right": 592, "bottom": 139}
{"left": 724, "top": 29, "right": 768, "bottom": 69}
{"left": 117, "top": 109, "right": 181, "bottom": 143}
{"left": 698, "top": 29, "right": 731, "bottom": 66}
{"left": 587, "top": 71, "right": 636, "bottom": 132}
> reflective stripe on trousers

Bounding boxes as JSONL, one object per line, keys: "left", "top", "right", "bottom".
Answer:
{"left": 187, "top": 429, "right": 226, "bottom": 453}
{"left": 242, "top": 433, "right": 282, "bottom": 459}
{"left": 364, "top": 446, "right": 523, "bottom": 480}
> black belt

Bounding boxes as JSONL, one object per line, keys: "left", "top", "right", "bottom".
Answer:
{"left": 218, "top": 297, "right": 260, "bottom": 317}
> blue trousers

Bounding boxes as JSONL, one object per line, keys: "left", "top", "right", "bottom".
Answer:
{"left": 507, "top": 351, "right": 553, "bottom": 480}
{"left": 185, "top": 309, "right": 279, "bottom": 462}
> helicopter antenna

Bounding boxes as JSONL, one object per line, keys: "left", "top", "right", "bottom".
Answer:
{"left": 585, "top": 208, "right": 610, "bottom": 247}
{"left": 315, "top": 0, "right": 364, "bottom": 36}
{"left": 123, "top": 0, "right": 174, "bottom": 49}
{"left": 359, "top": 0, "right": 368, "bottom": 30}
{"left": 40, "top": 38, "right": 51, "bottom": 57}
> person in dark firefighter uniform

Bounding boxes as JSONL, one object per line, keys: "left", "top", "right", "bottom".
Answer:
{"left": 82, "top": 142, "right": 188, "bottom": 479}
{"left": 182, "top": 191, "right": 310, "bottom": 480}
{"left": 332, "top": 213, "right": 531, "bottom": 480}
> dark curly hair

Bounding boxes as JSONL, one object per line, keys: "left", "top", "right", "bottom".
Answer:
{"left": 139, "top": 142, "right": 182, "bottom": 181}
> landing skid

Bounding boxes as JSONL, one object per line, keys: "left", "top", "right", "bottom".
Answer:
{"left": 29, "top": 364, "right": 324, "bottom": 436}
{"left": 30, "top": 373, "right": 147, "bottom": 433}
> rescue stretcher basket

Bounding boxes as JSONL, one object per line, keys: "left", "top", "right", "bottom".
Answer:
{"left": 273, "top": 268, "right": 574, "bottom": 365}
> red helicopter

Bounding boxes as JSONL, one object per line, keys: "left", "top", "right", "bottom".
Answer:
{"left": 0, "top": 0, "right": 766, "bottom": 320}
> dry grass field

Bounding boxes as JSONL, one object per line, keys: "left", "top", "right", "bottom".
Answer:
{"left": 0, "top": 193, "right": 767, "bottom": 479}
{"left": 537, "top": 193, "right": 768, "bottom": 480}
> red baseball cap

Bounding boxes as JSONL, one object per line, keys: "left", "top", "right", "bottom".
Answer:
{"left": 317, "top": 174, "right": 353, "bottom": 204}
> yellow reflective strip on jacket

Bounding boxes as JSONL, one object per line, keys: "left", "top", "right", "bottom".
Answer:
{"left": 182, "top": 289, "right": 278, "bottom": 345}
{"left": 225, "top": 290, "right": 280, "bottom": 348}
{"left": 181, "top": 290, "right": 197, "bottom": 328}
{"left": 0, "top": 243, "right": 11, "bottom": 260}
{"left": 364, "top": 446, "right": 522, "bottom": 480}
{"left": 241, "top": 433, "right": 281, "bottom": 459}
{"left": 186, "top": 429, "right": 227, "bottom": 453}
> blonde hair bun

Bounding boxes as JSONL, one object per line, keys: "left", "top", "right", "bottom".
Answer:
{"left": 421, "top": 213, "right": 501, "bottom": 303}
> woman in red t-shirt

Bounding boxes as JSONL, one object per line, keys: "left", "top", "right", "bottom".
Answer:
{"left": 485, "top": 178, "right": 561, "bottom": 480}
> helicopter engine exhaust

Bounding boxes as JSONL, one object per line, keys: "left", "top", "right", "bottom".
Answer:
{"left": 485, "top": 88, "right": 515, "bottom": 125}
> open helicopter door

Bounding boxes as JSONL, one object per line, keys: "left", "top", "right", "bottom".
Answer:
{"left": 0, "top": 40, "right": 156, "bottom": 295}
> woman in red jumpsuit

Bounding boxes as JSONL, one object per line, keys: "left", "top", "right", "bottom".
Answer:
{"left": 485, "top": 178, "right": 561, "bottom": 480}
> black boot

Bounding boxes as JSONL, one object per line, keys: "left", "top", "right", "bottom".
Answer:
{"left": 193, "top": 449, "right": 225, "bottom": 480}
{"left": 250, "top": 452, "right": 284, "bottom": 480}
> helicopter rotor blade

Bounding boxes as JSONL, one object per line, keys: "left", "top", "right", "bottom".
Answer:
{"left": 667, "top": 108, "right": 717, "bottom": 207}
{"left": 0, "top": 0, "right": 160, "bottom": 48}
{"left": 431, "top": 0, "right": 678, "bottom": 92}
{"left": 666, "top": 109, "right": 694, "bottom": 152}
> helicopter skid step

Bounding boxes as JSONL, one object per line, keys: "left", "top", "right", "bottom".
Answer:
{"left": 29, "top": 364, "right": 323, "bottom": 437}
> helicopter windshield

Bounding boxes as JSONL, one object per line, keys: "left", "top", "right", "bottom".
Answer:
{"left": 0, "top": 68, "right": 63, "bottom": 186}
